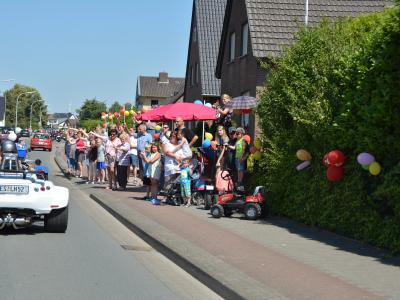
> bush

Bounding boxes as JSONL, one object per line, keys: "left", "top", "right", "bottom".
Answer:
{"left": 257, "top": 7, "right": 400, "bottom": 253}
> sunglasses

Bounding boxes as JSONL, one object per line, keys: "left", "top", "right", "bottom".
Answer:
{"left": 163, "top": 126, "right": 169, "bottom": 129}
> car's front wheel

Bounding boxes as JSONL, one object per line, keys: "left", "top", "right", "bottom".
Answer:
{"left": 44, "top": 206, "right": 68, "bottom": 233}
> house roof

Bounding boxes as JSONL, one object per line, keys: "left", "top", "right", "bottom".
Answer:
{"left": 216, "top": 0, "right": 393, "bottom": 77}
{"left": 186, "top": 0, "right": 227, "bottom": 97}
{"left": 137, "top": 74, "right": 185, "bottom": 98}
{"left": 47, "top": 113, "right": 73, "bottom": 121}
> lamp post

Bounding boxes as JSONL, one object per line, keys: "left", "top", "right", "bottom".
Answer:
{"left": 1, "top": 79, "right": 15, "bottom": 126}
{"left": 30, "top": 99, "right": 43, "bottom": 133}
{"left": 15, "top": 91, "right": 38, "bottom": 128}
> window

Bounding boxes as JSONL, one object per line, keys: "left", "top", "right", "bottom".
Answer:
{"left": 229, "top": 32, "right": 236, "bottom": 61}
{"left": 190, "top": 66, "right": 194, "bottom": 86}
{"left": 151, "top": 100, "right": 159, "bottom": 108}
{"left": 195, "top": 63, "right": 199, "bottom": 84}
{"left": 192, "top": 26, "right": 197, "bottom": 43}
{"left": 241, "top": 23, "right": 249, "bottom": 56}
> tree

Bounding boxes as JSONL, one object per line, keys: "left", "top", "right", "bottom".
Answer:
{"left": 4, "top": 84, "right": 47, "bottom": 129}
{"left": 77, "top": 98, "right": 107, "bottom": 121}
{"left": 108, "top": 101, "right": 122, "bottom": 113}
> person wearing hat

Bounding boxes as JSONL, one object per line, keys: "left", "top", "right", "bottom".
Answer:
{"left": 225, "top": 127, "right": 248, "bottom": 189}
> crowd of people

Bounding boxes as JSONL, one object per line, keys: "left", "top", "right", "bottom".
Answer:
{"left": 64, "top": 94, "right": 251, "bottom": 205}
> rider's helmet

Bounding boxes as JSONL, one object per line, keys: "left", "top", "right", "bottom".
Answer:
{"left": 1, "top": 140, "right": 18, "bottom": 153}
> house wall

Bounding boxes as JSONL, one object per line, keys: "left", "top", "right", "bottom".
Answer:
{"left": 184, "top": 5, "right": 203, "bottom": 103}
{"left": 220, "top": 0, "right": 261, "bottom": 98}
{"left": 136, "top": 96, "right": 168, "bottom": 111}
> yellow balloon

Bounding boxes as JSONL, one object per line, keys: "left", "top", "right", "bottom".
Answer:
{"left": 205, "top": 132, "right": 213, "bottom": 140}
{"left": 101, "top": 115, "right": 106, "bottom": 120}
{"left": 130, "top": 110, "right": 136, "bottom": 116}
{"left": 124, "top": 111, "right": 130, "bottom": 117}
{"left": 155, "top": 125, "right": 161, "bottom": 131}
{"left": 253, "top": 151, "right": 262, "bottom": 161}
{"left": 254, "top": 138, "right": 262, "bottom": 150}
{"left": 296, "top": 149, "right": 312, "bottom": 161}
{"left": 369, "top": 162, "right": 381, "bottom": 176}
{"left": 108, "top": 116, "right": 113, "bottom": 121}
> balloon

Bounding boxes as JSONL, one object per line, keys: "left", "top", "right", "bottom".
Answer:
{"left": 357, "top": 152, "right": 375, "bottom": 166}
{"left": 243, "top": 135, "right": 251, "bottom": 144}
{"left": 327, "top": 150, "right": 345, "bottom": 167}
{"left": 205, "top": 103, "right": 212, "bottom": 108}
{"left": 254, "top": 138, "right": 262, "bottom": 150}
{"left": 142, "top": 106, "right": 150, "bottom": 113}
{"left": 114, "top": 112, "right": 120, "bottom": 118}
{"left": 296, "top": 160, "right": 311, "bottom": 171}
{"left": 242, "top": 108, "right": 252, "bottom": 114}
{"left": 124, "top": 111, "right": 130, "bottom": 117}
{"left": 15, "top": 127, "right": 22, "bottom": 134}
{"left": 327, "top": 166, "right": 344, "bottom": 182}
{"left": 120, "top": 107, "right": 125, "bottom": 113}
{"left": 130, "top": 110, "right": 136, "bottom": 116}
{"left": 108, "top": 112, "right": 112, "bottom": 117}
{"left": 250, "top": 146, "right": 257, "bottom": 154}
{"left": 8, "top": 131, "right": 17, "bottom": 141}
{"left": 369, "top": 162, "right": 381, "bottom": 176}
{"left": 101, "top": 115, "right": 106, "bottom": 120}
{"left": 253, "top": 151, "right": 262, "bottom": 161}
{"left": 153, "top": 133, "right": 160, "bottom": 140}
{"left": 101, "top": 112, "right": 106, "bottom": 116}
{"left": 102, "top": 123, "right": 107, "bottom": 128}
{"left": 155, "top": 125, "right": 161, "bottom": 131}
{"left": 210, "top": 141, "right": 217, "bottom": 150}
{"left": 204, "top": 132, "right": 213, "bottom": 140}
{"left": 296, "top": 149, "right": 312, "bottom": 161}
{"left": 194, "top": 100, "right": 203, "bottom": 105}
{"left": 361, "top": 164, "right": 370, "bottom": 171}
{"left": 202, "top": 140, "right": 211, "bottom": 148}
{"left": 108, "top": 116, "right": 113, "bottom": 121}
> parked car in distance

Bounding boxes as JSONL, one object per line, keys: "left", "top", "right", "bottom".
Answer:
{"left": 30, "top": 133, "right": 52, "bottom": 151}
{"left": 20, "top": 128, "right": 30, "bottom": 137}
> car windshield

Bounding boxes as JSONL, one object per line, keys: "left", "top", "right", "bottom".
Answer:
{"left": 33, "top": 134, "right": 49, "bottom": 139}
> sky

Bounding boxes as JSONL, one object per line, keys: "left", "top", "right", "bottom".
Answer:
{"left": 0, "top": 0, "right": 193, "bottom": 113}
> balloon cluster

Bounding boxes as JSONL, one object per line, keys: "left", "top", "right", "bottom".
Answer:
{"left": 323, "top": 150, "right": 345, "bottom": 182}
{"left": 100, "top": 108, "right": 136, "bottom": 125}
{"left": 296, "top": 149, "right": 312, "bottom": 171}
{"left": 194, "top": 99, "right": 212, "bottom": 107}
{"left": 357, "top": 152, "right": 381, "bottom": 176}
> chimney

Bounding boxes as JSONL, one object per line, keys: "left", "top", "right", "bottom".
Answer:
{"left": 158, "top": 72, "right": 169, "bottom": 83}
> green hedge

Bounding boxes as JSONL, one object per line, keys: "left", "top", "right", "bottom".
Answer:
{"left": 257, "top": 7, "right": 400, "bottom": 253}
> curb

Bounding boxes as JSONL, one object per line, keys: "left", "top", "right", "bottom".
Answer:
{"left": 53, "top": 151, "right": 244, "bottom": 300}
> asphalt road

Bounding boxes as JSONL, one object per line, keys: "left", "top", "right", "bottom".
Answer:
{"left": 0, "top": 140, "right": 220, "bottom": 300}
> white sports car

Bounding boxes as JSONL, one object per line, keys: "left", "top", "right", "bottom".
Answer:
{"left": 0, "top": 169, "right": 69, "bottom": 233}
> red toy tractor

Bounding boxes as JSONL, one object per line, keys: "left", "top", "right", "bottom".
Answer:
{"left": 210, "top": 186, "right": 267, "bottom": 220}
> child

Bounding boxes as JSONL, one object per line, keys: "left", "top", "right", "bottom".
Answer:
{"left": 87, "top": 139, "right": 98, "bottom": 184}
{"left": 177, "top": 130, "right": 192, "bottom": 159}
{"left": 225, "top": 127, "right": 248, "bottom": 190}
{"left": 180, "top": 158, "right": 192, "bottom": 207}
{"left": 142, "top": 144, "right": 152, "bottom": 199}
{"left": 215, "top": 145, "right": 233, "bottom": 193}
{"left": 96, "top": 138, "right": 106, "bottom": 184}
{"left": 34, "top": 159, "right": 49, "bottom": 180}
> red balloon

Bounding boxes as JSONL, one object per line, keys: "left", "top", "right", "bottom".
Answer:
{"left": 114, "top": 112, "right": 120, "bottom": 118}
{"left": 120, "top": 107, "right": 125, "bottom": 113}
{"left": 102, "top": 123, "right": 107, "bottom": 128}
{"left": 101, "top": 112, "right": 105, "bottom": 116}
{"left": 243, "top": 135, "right": 251, "bottom": 144}
{"left": 153, "top": 133, "right": 160, "bottom": 139}
{"left": 327, "top": 150, "right": 345, "bottom": 167}
{"left": 108, "top": 112, "right": 112, "bottom": 117}
{"left": 327, "top": 166, "right": 344, "bottom": 182}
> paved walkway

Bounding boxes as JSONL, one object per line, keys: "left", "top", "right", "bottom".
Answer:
{"left": 54, "top": 149, "right": 400, "bottom": 300}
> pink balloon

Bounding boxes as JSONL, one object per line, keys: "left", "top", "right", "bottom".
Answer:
{"left": 296, "top": 160, "right": 311, "bottom": 171}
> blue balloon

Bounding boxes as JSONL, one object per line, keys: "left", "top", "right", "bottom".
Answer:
{"left": 194, "top": 100, "right": 203, "bottom": 105}
{"left": 202, "top": 140, "right": 211, "bottom": 148}
{"left": 205, "top": 103, "right": 212, "bottom": 108}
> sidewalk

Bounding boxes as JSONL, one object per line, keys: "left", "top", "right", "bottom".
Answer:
{"left": 54, "top": 150, "right": 400, "bottom": 300}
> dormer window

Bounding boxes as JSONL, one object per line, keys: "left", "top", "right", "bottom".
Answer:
{"left": 229, "top": 32, "right": 236, "bottom": 61}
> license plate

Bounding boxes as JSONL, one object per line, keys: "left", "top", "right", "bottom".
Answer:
{"left": 0, "top": 185, "right": 29, "bottom": 194}
{"left": 38, "top": 141, "right": 45, "bottom": 144}
{"left": 206, "top": 185, "right": 214, "bottom": 191}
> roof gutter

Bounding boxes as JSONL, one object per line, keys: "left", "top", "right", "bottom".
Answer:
{"left": 305, "top": 0, "right": 309, "bottom": 26}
